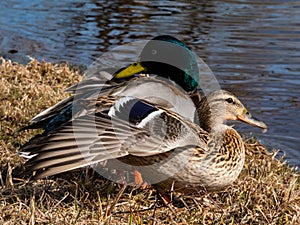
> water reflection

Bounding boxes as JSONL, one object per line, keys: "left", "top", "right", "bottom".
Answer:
{"left": 0, "top": 0, "right": 299, "bottom": 166}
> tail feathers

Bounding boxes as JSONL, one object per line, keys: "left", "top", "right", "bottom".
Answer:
{"left": 31, "top": 96, "right": 74, "bottom": 123}
{"left": 20, "top": 96, "right": 74, "bottom": 132}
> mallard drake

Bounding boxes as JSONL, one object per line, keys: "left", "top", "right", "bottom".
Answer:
{"left": 25, "top": 35, "right": 200, "bottom": 133}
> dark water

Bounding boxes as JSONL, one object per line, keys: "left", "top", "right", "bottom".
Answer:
{"left": 0, "top": 0, "right": 299, "bottom": 166}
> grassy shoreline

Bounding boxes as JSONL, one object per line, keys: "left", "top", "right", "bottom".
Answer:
{"left": 0, "top": 58, "right": 299, "bottom": 224}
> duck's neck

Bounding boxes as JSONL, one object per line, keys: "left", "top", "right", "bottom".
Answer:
{"left": 196, "top": 96, "right": 226, "bottom": 132}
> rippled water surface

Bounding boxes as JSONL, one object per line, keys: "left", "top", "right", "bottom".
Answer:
{"left": 0, "top": 0, "right": 299, "bottom": 166}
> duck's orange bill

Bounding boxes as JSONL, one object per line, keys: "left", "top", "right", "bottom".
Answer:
{"left": 237, "top": 114, "right": 267, "bottom": 130}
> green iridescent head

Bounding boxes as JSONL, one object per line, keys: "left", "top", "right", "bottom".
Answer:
{"left": 115, "top": 35, "right": 199, "bottom": 93}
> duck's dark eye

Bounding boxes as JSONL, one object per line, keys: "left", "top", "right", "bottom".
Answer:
{"left": 151, "top": 49, "right": 157, "bottom": 55}
{"left": 226, "top": 97, "right": 234, "bottom": 104}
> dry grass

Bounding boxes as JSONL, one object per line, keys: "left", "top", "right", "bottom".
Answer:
{"left": 0, "top": 58, "right": 299, "bottom": 224}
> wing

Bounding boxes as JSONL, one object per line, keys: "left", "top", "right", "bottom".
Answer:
{"left": 23, "top": 75, "right": 198, "bottom": 134}
{"left": 20, "top": 97, "right": 206, "bottom": 179}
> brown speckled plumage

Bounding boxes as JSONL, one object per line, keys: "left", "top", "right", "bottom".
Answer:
{"left": 20, "top": 79, "right": 267, "bottom": 194}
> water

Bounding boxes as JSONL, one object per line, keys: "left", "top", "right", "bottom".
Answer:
{"left": 0, "top": 0, "right": 299, "bottom": 166}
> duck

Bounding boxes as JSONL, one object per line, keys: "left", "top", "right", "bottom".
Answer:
{"left": 145, "top": 89, "right": 267, "bottom": 193}
{"left": 24, "top": 35, "right": 200, "bottom": 133}
{"left": 20, "top": 88, "right": 267, "bottom": 192}
{"left": 19, "top": 35, "right": 267, "bottom": 194}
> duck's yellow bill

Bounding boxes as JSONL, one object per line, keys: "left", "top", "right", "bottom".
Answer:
{"left": 114, "top": 62, "right": 146, "bottom": 78}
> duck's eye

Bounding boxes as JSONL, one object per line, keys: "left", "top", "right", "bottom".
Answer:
{"left": 151, "top": 49, "right": 157, "bottom": 55}
{"left": 226, "top": 98, "right": 234, "bottom": 104}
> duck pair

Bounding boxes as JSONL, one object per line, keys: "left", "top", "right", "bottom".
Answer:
{"left": 20, "top": 35, "right": 267, "bottom": 194}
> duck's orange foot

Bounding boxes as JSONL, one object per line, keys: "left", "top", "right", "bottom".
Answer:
{"left": 130, "top": 170, "right": 150, "bottom": 189}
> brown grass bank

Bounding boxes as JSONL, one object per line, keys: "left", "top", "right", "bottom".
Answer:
{"left": 0, "top": 58, "right": 299, "bottom": 224}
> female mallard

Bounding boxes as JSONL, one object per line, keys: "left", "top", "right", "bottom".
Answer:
{"left": 20, "top": 88, "right": 266, "bottom": 193}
